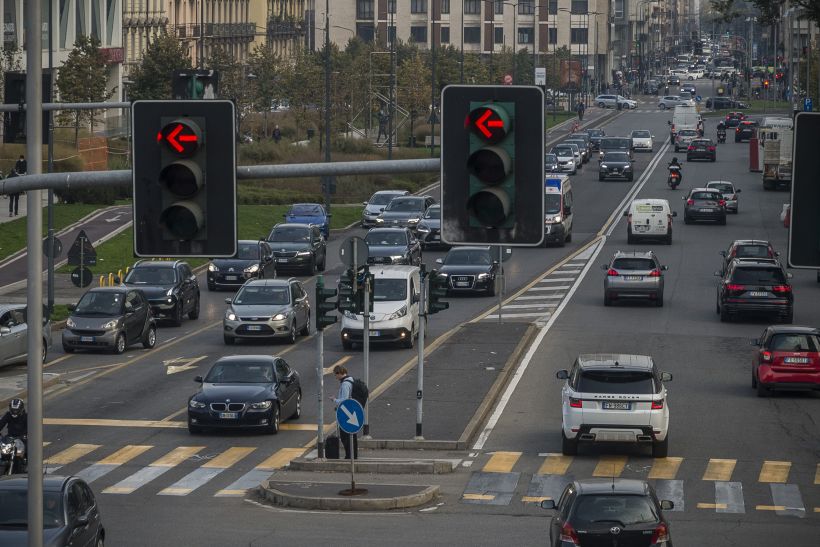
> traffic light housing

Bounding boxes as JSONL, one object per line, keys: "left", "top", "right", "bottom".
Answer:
{"left": 441, "top": 85, "right": 544, "bottom": 246}
{"left": 132, "top": 100, "right": 236, "bottom": 257}
{"left": 788, "top": 112, "right": 820, "bottom": 268}
{"left": 315, "top": 277, "right": 338, "bottom": 330}
{"left": 427, "top": 270, "right": 449, "bottom": 315}
{"left": 171, "top": 70, "right": 219, "bottom": 99}
{"left": 337, "top": 269, "right": 358, "bottom": 314}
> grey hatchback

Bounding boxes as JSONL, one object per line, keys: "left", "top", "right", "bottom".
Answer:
{"left": 0, "top": 305, "right": 52, "bottom": 366}
{"left": 603, "top": 251, "right": 668, "bottom": 307}
{"left": 223, "top": 278, "right": 311, "bottom": 345}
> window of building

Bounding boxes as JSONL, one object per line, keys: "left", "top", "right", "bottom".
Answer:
{"left": 356, "top": 0, "right": 374, "bottom": 19}
{"left": 464, "top": 26, "right": 481, "bottom": 43}
{"left": 464, "top": 0, "right": 481, "bottom": 15}
{"left": 494, "top": 27, "right": 504, "bottom": 45}
{"left": 494, "top": 0, "right": 504, "bottom": 15}
{"left": 387, "top": 25, "right": 396, "bottom": 44}
{"left": 518, "top": 0, "right": 534, "bottom": 15}
{"left": 614, "top": 0, "right": 624, "bottom": 19}
{"left": 548, "top": 0, "right": 558, "bottom": 15}
{"left": 518, "top": 27, "right": 533, "bottom": 44}
{"left": 570, "top": 28, "right": 588, "bottom": 44}
{"left": 441, "top": 26, "right": 450, "bottom": 43}
{"left": 441, "top": 0, "right": 450, "bottom": 14}
{"left": 410, "top": 25, "right": 428, "bottom": 42}
{"left": 388, "top": 0, "right": 396, "bottom": 13}
{"left": 76, "top": 0, "right": 87, "bottom": 37}
{"left": 571, "top": 0, "right": 588, "bottom": 14}
{"left": 91, "top": 0, "right": 101, "bottom": 40}
{"left": 411, "top": 0, "right": 427, "bottom": 14}
{"left": 356, "top": 23, "right": 375, "bottom": 42}
{"left": 548, "top": 28, "right": 557, "bottom": 44}
{"left": 106, "top": 0, "right": 116, "bottom": 45}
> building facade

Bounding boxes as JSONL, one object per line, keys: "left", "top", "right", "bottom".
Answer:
{"left": 265, "top": 0, "right": 305, "bottom": 58}
{"left": 166, "top": 0, "right": 257, "bottom": 67}
{"left": 123, "top": 0, "right": 168, "bottom": 76}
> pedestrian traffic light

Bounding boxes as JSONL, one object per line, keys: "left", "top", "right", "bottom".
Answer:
{"left": 132, "top": 100, "right": 236, "bottom": 257}
{"left": 788, "top": 112, "right": 820, "bottom": 268}
{"left": 440, "top": 85, "right": 544, "bottom": 246}
{"left": 171, "top": 69, "right": 219, "bottom": 100}
{"left": 427, "top": 270, "right": 449, "bottom": 315}
{"left": 315, "top": 276, "right": 338, "bottom": 331}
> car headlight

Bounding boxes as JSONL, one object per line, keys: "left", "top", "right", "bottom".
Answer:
{"left": 296, "top": 251, "right": 312, "bottom": 256}
{"left": 375, "top": 218, "right": 385, "bottom": 224}
{"left": 166, "top": 288, "right": 175, "bottom": 296}
{"left": 390, "top": 255, "right": 406, "bottom": 262}
{"left": 271, "top": 313, "right": 287, "bottom": 321}
{"left": 244, "top": 263, "right": 259, "bottom": 274}
{"left": 66, "top": 318, "right": 76, "bottom": 328}
{"left": 551, "top": 215, "right": 562, "bottom": 223}
{"left": 343, "top": 310, "right": 357, "bottom": 319}
{"left": 249, "top": 400, "right": 272, "bottom": 410}
{"left": 624, "top": 165, "right": 632, "bottom": 170}
{"left": 407, "top": 217, "right": 420, "bottom": 224}
{"left": 477, "top": 273, "right": 491, "bottom": 280}
{"left": 417, "top": 224, "right": 430, "bottom": 233}
{"left": 102, "top": 319, "right": 119, "bottom": 330}
{"left": 388, "top": 305, "right": 407, "bottom": 320}
{"left": 600, "top": 164, "right": 608, "bottom": 169}
{"left": 225, "top": 310, "right": 237, "bottom": 321}
{"left": 208, "top": 263, "right": 218, "bottom": 272}
{"left": 438, "top": 272, "right": 448, "bottom": 279}
{"left": 188, "top": 399, "right": 206, "bottom": 409}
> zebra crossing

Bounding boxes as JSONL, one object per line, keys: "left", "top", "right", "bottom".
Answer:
{"left": 38, "top": 441, "right": 304, "bottom": 499}
{"left": 460, "top": 451, "right": 820, "bottom": 518}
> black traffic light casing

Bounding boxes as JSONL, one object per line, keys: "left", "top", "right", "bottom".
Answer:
{"left": 3, "top": 71, "right": 51, "bottom": 145}
{"left": 440, "top": 85, "right": 544, "bottom": 246}
{"left": 315, "top": 277, "right": 338, "bottom": 331}
{"left": 337, "top": 269, "right": 358, "bottom": 314}
{"left": 427, "top": 269, "right": 449, "bottom": 315}
{"left": 132, "top": 100, "right": 236, "bottom": 257}
{"left": 788, "top": 112, "right": 820, "bottom": 268}
{"left": 171, "top": 69, "right": 219, "bottom": 99}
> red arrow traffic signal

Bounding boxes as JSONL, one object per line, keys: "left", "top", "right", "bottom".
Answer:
{"left": 467, "top": 104, "right": 511, "bottom": 144}
{"left": 157, "top": 119, "right": 201, "bottom": 157}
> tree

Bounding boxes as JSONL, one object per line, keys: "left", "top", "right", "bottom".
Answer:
{"left": 397, "top": 52, "right": 430, "bottom": 120}
{"left": 248, "top": 44, "right": 287, "bottom": 137}
{"left": 205, "top": 47, "right": 252, "bottom": 136}
{"left": 56, "top": 35, "right": 114, "bottom": 146}
{"left": 281, "top": 51, "right": 323, "bottom": 139}
{"left": 128, "top": 32, "right": 191, "bottom": 100}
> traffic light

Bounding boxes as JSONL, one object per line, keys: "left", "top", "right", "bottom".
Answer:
{"left": 337, "top": 269, "right": 358, "bottom": 314}
{"left": 132, "top": 100, "right": 236, "bottom": 257}
{"left": 763, "top": 80, "right": 769, "bottom": 89}
{"left": 441, "top": 85, "right": 544, "bottom": 246}
{"left": 171, "top": 70, "right": 219, "bottom": 99}
{"left": 427, "top": 270, "right": 449, "bottom": 314}
{"left": 315, "top": 276, "right": 338, "bottom": 330}
{"left": 788, "top": 113, "right": 820, "bottom": 268}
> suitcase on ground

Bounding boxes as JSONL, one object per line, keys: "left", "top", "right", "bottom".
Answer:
{"left": 325, "top": 435, "right": 340, "bottom": 459}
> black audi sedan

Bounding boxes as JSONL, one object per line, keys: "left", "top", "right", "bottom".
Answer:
{"left": 598, "top": 151, "right": 635, "bottom": 181}
{"left": 434, "top": 246, "right": 499, "bottom": 296}
{"left": 207, "top": 240, "right": 276, "bottom": 291}
{"left": 686, "top": 138, "right": 717, "bottom": 162}
{"left": 188, "top": 355, "right": 301, "bottom": 434}
{"left": 365, "top": 227, "right": 422, "bottom": 266}
{"left": 683, "top": 188, "right": 727, "bottom": 224}
{"left": 541, "top": 479, "right": 674, "bottom": 547}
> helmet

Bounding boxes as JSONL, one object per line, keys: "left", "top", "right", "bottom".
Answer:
{"left": 671, "top": 157, "right": 679, "bottom": 163}
{"left": 9, "top": 398, "right": 24, "bottom": 418}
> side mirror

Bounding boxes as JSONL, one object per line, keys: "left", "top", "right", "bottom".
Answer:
{"left": 775, "top": 251, "right": 780, "bottom": 257}
{"left": 74, "top": 515, "right": 89, "bottom": 528}
{"left": 0, "top": 326, "right": 10, "bottom": 335}
{"left": 67, "top": 303, "right": 76, "bottom": 311}
{"left": 194, "top": 376, "right": 203, "bottom": 383}
{"left": 660, "top": 372, "right": 673, "bottom": 381}
{"left": 435, "top": 258, "right": 443, "bottom": 264}
{"left": 540, "top": 499, "right": 556, "bottom": 510}
{"left": 556, "top": 369, "right": 569, "bottom": 380}
{"left": 671, "top": 211, "right": 677, "bottom": 217}
{"left": 661, "top": 265, "right": 669, "bottom": 271}
{"left": 124, "top": 302, "right": 133, "bottom": 312}
{"left": 719, "top": 250, "right": 726, "bottom": 256}
{"left": 412, "top": 292, "right": 420, "bottom": 304}
{"left": 264, "top": 255, "right": 273, "bottom": 263}
{"left": 750, "top": 338, "right": 760, "bottom": 346}
{"left": 224, "top": 298, "right": 232, "bottom": 304}
{"left": 667, "top": 120, "right": 672, "bottom": 125}
{"left": 786, "top": 273, "right": 793, "bottom": 279}
{"left": 660, "top": 500, "right": 675, "bottom": 511}
{"left": 714, "top": 271, "right": 722, "bottom": 277}
{"left": 282, "top": 214, "right": 287, "bottom": 218}
{"left": 379, "top": 208, "right": 385, "bottom": 212}
{"left": 681, "top": 196, "right": 686, "bottom": 200}
{"left": 362, "top": 201, "right": 368, "bottom": 206}
{"left": 736, "top": 188, "right": 741, "bottom": 193}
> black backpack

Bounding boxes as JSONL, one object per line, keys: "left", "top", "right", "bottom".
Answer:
{"left": 345, "top": 377, "right": 369, "bottom": 406}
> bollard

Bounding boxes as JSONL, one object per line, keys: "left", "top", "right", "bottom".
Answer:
{"left": 749, "top": 136, "right": 761, "bottom": 172}
{"left": 117, "top": 270, "right": 122, "bottom": 283}
{"left": 125, "top": 266, "right": 130, "bottom": 275}
{"left": 108, "top": 272, "right": 114, "bottom": 286}
{"left": 99, "top": 276, "right": 105, "bottom": 287}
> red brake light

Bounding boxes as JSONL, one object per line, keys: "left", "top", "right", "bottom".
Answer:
{"left": 569, "top": 397, "right": 583, "bottom": 408}
{"left": 708, "top": 146, "right": 716, "bottom": 151}
{"left": 651, "top": 523, "right": 670, "bottom": 543}
{"left": 762, "top": 350, "right": 772, "bottom": 362}
{"left": 686, "top": 199, "right": 694, "bottom": 206}
{"left": 606, "top": 269, "right": 619, "bottom": 277}
{"left": 651, "top": 399, "right": 665, "bottom": 409}
{"left": 736, "top": 127, "right": 740, "bottom": 133}
{"left": 772, "top": 285, "right": 791, "bottom": 293}
{"left": 718, "top": 199, "right": 726, "bottom": 207}
{"left": 726, "top": 283, "right": 745, "bottom": 291}
{"left": 560, "top": 522, "right": 581, "bottom": 545}
{"left": 687, "top": 145, "right": 694, "bottom": 151}
{"left": 649, "top": 269, "right": 662, "bottom": 277}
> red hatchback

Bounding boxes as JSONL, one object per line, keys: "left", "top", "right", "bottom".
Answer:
{"left": 751, "top": 326, "right": 820, "bottom": 397}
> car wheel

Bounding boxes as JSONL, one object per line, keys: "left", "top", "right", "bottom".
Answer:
{"left": 656, "top": 292, "right": 664, "bottom": 307}
{"left": 207, "top": 283, "right": 215, "bottom": 291}
{"left": 188, "top": 422, "right": 203, "bottom": 435}
{"left": 711, "top": 156, "right": 716, "bottom": 162}
{"left": 598, "top": 102, "right": 606, "bottom": 108}
{"left": 319, "top": 256, "right": 327, "bottom": 271}
{"left": 599, "top": 174, "right": 605, "bottom": 181}
{"left": 342, "top": 338, "right": 353, "bottom": 350}
{"left": 665, "top": 231, "right": 672, "bottom": 245}
{"left": 95, "top": 535, "right": 104, "bottom": 547}
{"left": 659, "top": 104, "right": 666, "bottom": 110}
{"left": 565, "top": 231, "right": 572, "bottom": 242}
{"left": 291, "top": 390, "right": 302, "bottom": 420}
{"left": 402, "top": 326, "right": 415, "bottom": 349}
{"left": 188, "top": 295, "right": 200, "bottom": 320}
{"left": 142, "top": 326, "right": 157, "bottom": 349}
{"left": 287, "top": 322, "right": 297, "bottom": 344}
{"left": 307, "top": 258, "right": 317, "bottom": 276}
{"left": 114, "top": 333, "right": 126, "bottom": 355}
{"left": 224, "top": 335, "right": 235, "bottom": 345}
{"left": 782, "top": 311, "right": 794, "bottom": 324}
{"left": 62, "top": 344, "right": 75, "bottom": 354}
{"left": 684, "top": 216, "right": 692, "bottom": 225}
{"left": 652, "top": 435, "right": 669, "bottom": 458}
{"left": 561, "top": 430, "right": 578, "bottom": 456}
{"left": 267, "top": 404, "right": 280, "bottom": 434}
{"left": 719, "top": 216, "right": 727, "bottom": 226}
{"left": 487, "top": 279, "right": 496, "bottom": 297}
{"left": 627, "top": 230, "right": 635, "bottom": 244}
{"left": 299, "top": 313, "right": 311, "bottom": 336}
{"left": 627, "top": 174, "right": 633, "bottom": 181}
{"left": 719, "top": 306, "right": 730, "bottom": 322}
{"left": 41, "top": 342, "right": 47, "bottom": 364}
{"left": 756, "top": 379, "right": 770, "bottom": 397}
{"left": 751, "top": 367, "right": 758, "bottom": 388}
{"left": 172, "top": 303, "right": 184, "bottom": 327}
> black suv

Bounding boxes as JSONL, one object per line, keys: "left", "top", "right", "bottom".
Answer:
{"left": 267, "top": 223, "right": 327, "bottom": 275}
{"left": 715, "top": 258, "right": 794, "bottom": 323}
{"left": 124, "top": 260, "right": 200, "bottom": 326}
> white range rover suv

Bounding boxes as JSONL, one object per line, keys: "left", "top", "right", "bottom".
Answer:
{"left": 556, "top": 354, "right": 672, "bottom": 457}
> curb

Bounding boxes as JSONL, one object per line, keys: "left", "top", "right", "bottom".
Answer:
{"left": 358, "top": 439, "right": 466, "bottom": 451}
{"left": 257, "top": 481, "right": 439, "bottom": 511}
{"left": 288, "top": 457, "right": 456, "bottom": 474}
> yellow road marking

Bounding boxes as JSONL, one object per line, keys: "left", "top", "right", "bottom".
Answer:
{"left": 756, "top": 505, "right": 786, "bottom": 511}
{"left": 482, "top": 451, "right": 521, "bottom": 473}
{"left": 593, "top": 456, "right": 627, "bottom": 477}
{"left": 152, "top": 446, "right": 204, "bottom": 467}
{"left": 158, "top": 488, "right": 190, "bottom": 496}
{"left": 43, "top": 442, "right": 51, "bottom": 447}
{"left": 44, "top": 353, "right": 73, "bottom": 368}
{"left": 814, "top": 508, "right": 820, "bottom": 513}
{"left": 102, "top": 487, "right": 135, "bottom": 494}
{"left": 323, "top": 355, "right": 352, "bottom": 375}
{"left": 159, "top": 407, "right": 188, "bottom": 422}
{"left": 201, "top": 447, "right": 256, "bottom": 469}
{"left": 44, "top": 418, "right": 186, "bottom": 428}
{"left": 815, "top": 464, "right": 820, "bottom": 485}
{"left": 45, "top": 444, "right": 100, "bottom": 465}
{"left": 256, "top": 448, "right": 305, "bottom": 470}
{"left": 462, "top": 493, "right": 495, "bottom": 501}
{"left": 537, "top": 454, "right": 573, "bottom": 476}
{"left": 97, "top": 445, "right": 153, "bottom": 466}
{"left": 648, "top": 457, "right": 684, "bottom": 480}
{"left": 522, "top": 496, "right": 552, "bottom": 503}
{"left": 279, "top": 424, "right": 325, "bottom": 431}
{"left": 702, "top": 458, "right": 736, "bottom": 481}
{"left": 758, "top": 461, "right": 791, "bottom": 483}
{"left": 697, "top": 503, "right": 728, "bottom": 510}
{"left": 217, "top": 489, "right": 246, "bottom": 496}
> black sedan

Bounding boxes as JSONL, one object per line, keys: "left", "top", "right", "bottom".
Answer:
{"left": 584, "top": 128, "right": 605, "bottom": 151}
{"left": 207, "top": 240, "right": 276, "bottom": 291}
{"left": 365, "top": 227, "right": 422, "bottom": 266}
{"left": 541, "top": 479, "right": 674, "bottom": 547}
{"left": 187, "top": 355, "right": 301, "bottom": 434}
{"left": 598, "top": 151, "right": 635, "bottom": 181}
{"left": 434, "top": 246, "right": 499, "bottom": 296}
{"left": 687, "top": 138, "right": 717, "bottom": 161}
{"left": 417, "top": 205, "right": 447, "bottom": 249}
{"left": 0, "top": 475, "right": 105, "bottom": 547}
{"left": 683, "top": 188, "right": 727, "bottom": 224}
{"left": 734, "top": 120, "right": 758, "bottom": 142}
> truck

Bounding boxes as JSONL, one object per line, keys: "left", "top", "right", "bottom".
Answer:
{"left": 760, "top": 118, "right": 793, "bottom": 190}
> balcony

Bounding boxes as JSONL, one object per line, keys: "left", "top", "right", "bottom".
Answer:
{"left": 175, "top": 24, "right": 200, "bottom": 39}
{"left": 204, "top": 22, "right": 256, "bottom": 38}
{"left": 267, "top": 17, "right": 303, "bottom": 37}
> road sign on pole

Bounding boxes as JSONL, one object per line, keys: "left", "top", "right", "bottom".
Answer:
{"left": 336, "top": 399, "right": 364, "bottom": 435}
{"left": 804, "top": 98, "right": 813, "bottom": 112}
{"left": 338, "top": 236, "right": 369, "bottom": 270}
{"left": 67, "top": 230, "right": 96, "bottom": 266}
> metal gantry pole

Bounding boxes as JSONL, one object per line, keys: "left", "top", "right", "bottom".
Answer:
{"left": 388, "top": 7, "right": 395, "bottom": 160}
{"left": 323, "top": 0, "right": 332, "bottom": 214}
{"left": 46, "top": 0, "right": 55, "bottom": 316}
{"left": 25, "top": 0, "right": 44, "bottom": 543}
{"left": 415, "top": 267, "right": 426, "bottom": 439}
{"left": 362, "top": 271, "right": 371, "bottom": 437}
{"left": 497, "top": 246, "right": 504, "bottom": 323}
{"left": 430, "top": 15, "right": 436, "bottom": 159}
{"left": 316, "top": 277, "right": 325, "bottom": 458}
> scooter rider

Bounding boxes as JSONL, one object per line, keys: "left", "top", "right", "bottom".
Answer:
{"left": 0, "top": 399, "right": 27, "bottom": 443}
{"left": 668, "top": 157, "right": 683, "bottom": 185}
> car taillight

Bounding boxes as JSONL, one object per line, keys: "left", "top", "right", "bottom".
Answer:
{"left": 652, "top": 399, "right": 665, "bottom": 409}
{"left": 686, "top": 199, "right": 694, "bottom": 205}
{"left": 761, "top": 350, "right": 772, "bottom": 362}
{"left": 772, "top": 285, "right": 791, "bottom": 294}
{"left": 726, "top": 283, "right": 745, "bottom": 292}
{"left": 687, "top": 145, "right": 695, "bottom": 151}
{"left": 708, "top": 146, "right": 716, "bottom": 151}
{"left": 736, "top": 127, "right": 740, "bottom": 133}
{"left": 559, "top": 522, "right": 581, "bottom": 545}
{"left": 667, "top": 214, "right": 673, "bottom": 222}
{"left": 649, "top": 269, "right": 662, "bottom": 277}
{"left": 606, "top": 269, "right": 619, "bottom": 277}
{"left": 651, "top": 523, "right": 670, "bottom": 543}
{"left": 718, "top": 199, "right": 726, "bottom": 207}
{"left": 627, "top": 213, "right": 632, "bottom": 224}
{"left": 569, "top": 397, "right": 583, "bottom": 408}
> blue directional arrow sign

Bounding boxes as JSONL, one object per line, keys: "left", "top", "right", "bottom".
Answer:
{"left": 336, "top": 399, "right": 364, "bottom": 435}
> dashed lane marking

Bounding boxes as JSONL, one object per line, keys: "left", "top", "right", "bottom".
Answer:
{"left": 539, "top": 278, "right": 575, "bottom": 283}
{"left": 759, "top": 461, "right": 791, "bottom": 483}
{"left": 485, "top": 312, "right": 550, "bottom": 319}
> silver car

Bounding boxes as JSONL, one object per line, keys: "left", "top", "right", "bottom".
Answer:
{"left": 563, "top": 143, "right": 583, "bottom": 169}
{"left": 0, "top": 304, "right": 52, "bottom": 366}
{"left": 706, "top": 181, "right": 740, "bottom": 213}
{"left": 673, "top": 129, "right": 699, "bottom": 152}
{"left": 551, "top": 146, "right": 577, "bottom": 175}
{"left": 602, "top": 251, "right": 668, "bottom": 307}
{"left": 223, "top": 278, "right": 311, "bottom": 345}
{"left": 361, "top": 190, "right": 409, "bottom": 228}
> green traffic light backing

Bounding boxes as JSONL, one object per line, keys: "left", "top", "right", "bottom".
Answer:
{"left": 467, "top": 101, "right": 515, "bottom": 229}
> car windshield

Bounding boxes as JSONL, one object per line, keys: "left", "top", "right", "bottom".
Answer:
{"left": 373, "top": 279, "right": 407, "bottom": 302}
{"left": 545, "top": 154, "right": 557, "bottom": 163}
{"left": 632, "top": 131, "right": 651, "bottom": 138}
{"left": 577, "top": 370, "right": 657, "bottom": 394}
{"left": 269, "top": 227, "right": 310, "bottom": 243}
{"left": 601, "top": 138, "right": 629, "bottom": 149}
{"left": 612, "top": 258, "right": 656, "bottom": 271}
{"left": 545, "top": 194, "right": 561, "bottom": 214}
{"left": 0, "top": 490, "right": 64, "bottom": 528}
{"left": 604, "top": 153, "right": 630, "bottom": 162}
{"left": 445, "top": 250, "right": 492, "bottom": 265}
{"left": 708, "top": 183, "right": 734, "bottom": 193}
{"left": 691, "top": 191, "right": 720, "bottom": 200}
{"left": 125, "top": 267, "right": 177, "bottom": 285}
{"left": 366, "top": 232, "right": 408, "bottom": 246}
{"left": 572, "top": 495, "right": 659, "bottom": 526}
{"left": 370, "top": 193, "right": 402, "bottom": 205}
{"left": 386, "top": 198, "right": 423, "bottom": 212}
{"left": 731, "top": 267, "right": 786, "bottom": 285}
{"left": 552, "top": 147, "right": 572, "bottom": 155}
{"left": 734, "top": 245, "right": 770, "bottom": 258}
{"left": 587, "top": 130, "right": 604, "bottom": 137}
{"left": 769, "top": 334, "right": 820, "bottom": 352}
{"left": 289, "top": 205, "right": 322, "bottom": 216}
{"left": 424, "top": 207, "right": 440, "bottom": 219}
{"left": 235, "top": 243, "right": 261, "bottom": 260}
{"left": 205, "top": 361, "right": 275, "bottom": 383}
{"left": 74, "top": 292, "right": 124, "bottom": 316}
{"left": 233, "top": 285, "right": 290, "bottom": 306}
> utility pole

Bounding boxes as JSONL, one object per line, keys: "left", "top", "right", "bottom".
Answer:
{"left": 388, "top": 7, "right": 395, "bottom": 160}
{"left": 199, "top": 0, "right": 205, "bottom": 69}
{"left": 430, "top": 13, "right": 436, "bottom": 158}
{"left": 46, "top": 0, "right": 55, "bottom": 316}
{"left": 323, "top": 0, "right": 332, "bottom": 213}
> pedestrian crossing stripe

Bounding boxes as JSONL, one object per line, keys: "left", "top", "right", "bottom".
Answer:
{"left": 483, "top": 451, "right": 522, "bottom": 473}
{"left": 814, "top": 464, "right": 820, "bottom": 484}
{"left": 648, "top": 457, "right": 683, "bottom": 480}
{"left": 759, "top": 461, "right": 791, "bottom": 483}
{"left": 102, "top": 446, "right": 204, "bottom": 495}
{"left": 215, "top": 447, "right": 304, "bottom": 497}
{"left": 77, "top": 445, "right": 153, "bottom": 484}
{"left": 592, "top": 455, "right": 627, "bottom": 477}
{"left": 537, "top": 454, "right": 573, "bottom": 476}
{"left": 45, "top": 443, "right": 100, "bottom": 465}
{"left": 159, "top": 447, "right": 256, "bottom": 496}
{"left": 703, "top": 458, "right": 737, "bottom": 481}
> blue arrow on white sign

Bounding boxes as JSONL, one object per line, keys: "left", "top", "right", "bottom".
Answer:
{"left": 336, "top": 399, "right": 364, "bottom": 435}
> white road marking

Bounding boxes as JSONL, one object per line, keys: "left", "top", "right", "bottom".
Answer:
{"left": 539, "top": 277, "right": 575, "bottom": 283}
{"left": 527, "top": 286, "right": 571, "bottom": 292}
{"left": 484, "top": 312, "right": 551, "bottom": 319}
{"left": 504, "top": 303, "right": 557, "bottom": 309}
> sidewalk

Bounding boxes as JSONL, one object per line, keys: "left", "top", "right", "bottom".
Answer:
{"left": 0, "top": 192, "right": 48, "bottom": 223}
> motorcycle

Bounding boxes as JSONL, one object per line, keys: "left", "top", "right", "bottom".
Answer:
{"left": 0, "top": 435, "right": 27, "bottom": 475}
{"left": 717, "top": 129, "right": 727, "bottom": 143}
{"left": 667, "top": 165, "right": 682, "bottom": 189}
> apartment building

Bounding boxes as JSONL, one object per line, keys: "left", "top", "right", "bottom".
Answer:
{"left": 265, "top": 0, "right": 306, "bottom": 58}
{"left": 166, "top": 0, "right": 257, "bottom": 67}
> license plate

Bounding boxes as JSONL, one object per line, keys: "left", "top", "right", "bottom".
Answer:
{"left": 219, "top": 412, "right": 239, "bottom": 419}
{"left": 749, "top": 291, "right": 767, "bottom": 297}
{"left": 225, "top": 275, "right": 237, "bottom": 281}
{"left": 784, "top": 357, "right": 810, "bottom": 364}
{"left": 602, "top": 401, "right": 632, "bottom": 410}
{"left": 371, "top": 330, "right": 381, "bottom": 337}
{"left": 624, "top": 275, "right": 642, "bottom": 281}
{"left": 247, "top": 325, "right": 262, "bottom": 331}
{"left": 80, "top": 336, "right": 94, "bottom": 342}
{"left": 699, "top": 208, "right": 714, "bottom": 212}
{"left": 635, "top": 225, "right": 648, "bottom": 231}
{"left": 456, "top": 282, "right": 470, "bottom": 287}
{"left": 277, "top": 258, "right": 289, "bottom": 263}
{"left": 431, "top": 235, "right": 440, "bottom": 240}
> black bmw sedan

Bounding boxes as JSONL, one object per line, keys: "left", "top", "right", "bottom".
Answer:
{"left": 187, "top": 355, "right": 301, "bottom": 434}
{"left": 435, "top": 246, "right": 500, "bottom": 296}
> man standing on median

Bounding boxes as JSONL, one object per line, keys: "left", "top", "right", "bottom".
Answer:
{"left": 331, "top": 365, "right": 358, "bottom": 460}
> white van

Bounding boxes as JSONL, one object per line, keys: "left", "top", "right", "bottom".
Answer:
{"left": 625, "top": 199, "right": 677, "bottom": 245}
{"left": 670, "top": 105, "right": 701, "bottom": 141}
{"left": 340, "top": 265, "right": 421, "bottom": 350}
{"left": 544, "top": 176, "right": 573, "bottom": 246}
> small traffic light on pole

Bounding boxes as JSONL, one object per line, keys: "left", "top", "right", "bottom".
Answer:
{"left": 132, "top": 100, "right": 236, "bottom": 257}
{"left": 315, "top": 277, "right": 338, "bottom": 331}
{"left": 427, "top": 270, "right": 449, "bottom": 314}
{"left": 171, "top": 70, "right": 219, "bottom": 100}
{"left": 440, "top": 85, "right": 544, "bottom": 246}
{"left": 337, "top": 269, "right": 358, "bottom": 314}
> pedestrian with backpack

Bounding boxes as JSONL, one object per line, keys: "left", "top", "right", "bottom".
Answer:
{"left": 330, "top": 365, "right": 368, "bottom": 459}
